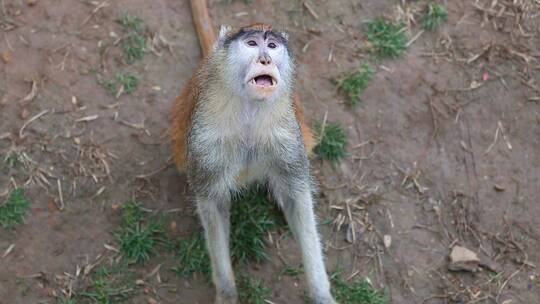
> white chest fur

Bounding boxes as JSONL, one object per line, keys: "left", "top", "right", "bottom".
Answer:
{"left": 190, "top": 94, "right": 298, "bottom": 190}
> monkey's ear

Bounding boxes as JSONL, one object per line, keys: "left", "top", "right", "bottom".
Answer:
{"left": 279, "top": 31, "right": 289, "bottom": 42}
{"left": 218, "top": 25, "right": 232, "bottom": 41}
{"left": 214, "top": 24, "right": 232, "bottom": 50}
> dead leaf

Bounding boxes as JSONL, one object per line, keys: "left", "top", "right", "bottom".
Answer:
{"left": 169, "top": 220, "right": 177, "bottom": 232}
{"left": 470, "top": 80, "right": 482, "bottom": 90}
{"left": 494, "top": 184, "right": 505, "bottom": 192}
{"left": 1, "top": 52, "right": 11, "bottom": 63}
{"left": 47, "top": 198, "right": 59, "bottom": 212}
{"left": 20, "top": 108, "right": 29, "bottom": 119}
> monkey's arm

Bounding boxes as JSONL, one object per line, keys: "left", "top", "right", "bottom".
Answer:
{"left": 170, "top": 74, "right": 199, "bottom": 170}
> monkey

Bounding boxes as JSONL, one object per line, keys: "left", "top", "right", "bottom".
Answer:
{"left": 170, "top": 24, "right": 337, "bottom": 304}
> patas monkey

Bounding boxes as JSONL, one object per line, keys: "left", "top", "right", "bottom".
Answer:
{"left": 170, "top": 24, "right": 336, "bottom": 304}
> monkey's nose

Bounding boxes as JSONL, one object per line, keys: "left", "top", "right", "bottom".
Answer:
{"left": 258, "top": 54, "right": 272, "bottom": 66}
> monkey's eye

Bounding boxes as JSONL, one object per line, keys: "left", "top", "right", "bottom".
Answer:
{"left": 268, "top": 42, "right": 277, "bottom": 49}
{"left": 246, "top": 40, "right": 257, "bottom": 47}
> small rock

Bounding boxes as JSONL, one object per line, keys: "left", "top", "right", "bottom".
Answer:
{"left": 383, "top": 234, "right": 392, "bottom": 248}
{"left": 449, "top": 245, "right": 480, "bottom": 272}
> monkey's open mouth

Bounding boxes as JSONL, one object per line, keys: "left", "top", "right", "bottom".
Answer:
{"left": 249, "top": 74, "right": 276, "bottom": 87}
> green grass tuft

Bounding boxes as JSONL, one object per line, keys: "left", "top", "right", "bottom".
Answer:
{"left": 421, "top": 3, "right": 448, "bottom": 31}
{"left": 238, "top": 275, "right": 272, "bottom": 304}
{"left": 230, "top": 187, "right": 284, "bottom": 264}
{"left": 172, "top": 186, "right": 284, "bottom": 278}
{"left": 115, "top": 73, "right": 140, "bottom": 94}
{"left": 79, "top": 263, "right": 135, "bottom": 303}
{"left": 314, "top": 122, "right": 348, "bottom": 162}
{"left": 331, "top": 273, "right": 387, "bottom": 304}
{"left": 365, "top": 18, "right": 407, "bottom": 58}
{"left": 337, "top": 64, "right": 374, "bottom": 106}
{"left": 116, "top": 13, "right": 146, "bottom": 63}
{"left": 0, "top": 188, "right": 29, "bottom": 229}
{"left": 278, "top": 264, "right": 304, "bottom": 280}
{"left": 119, "top": 200, "right": 144, "bottom": 226}
{"left": 116, "top": 13, "right": 145, "bottom": 33}
{"left": 4, "top": 152, "right": 22, "bottom": 168}
{"left": 171, "top": 232, "right": 211, "bottom": 279}
{"left": 101, "top": 72, "right": 140, "bottom": 96}
{"left": 114, "top": 201, "right": 164, "bottom": 264}
{"left": 56, "top": 297, "right": 77, "bottom": 304}
{"left": 122, "top": 34, "right": 146, "bottom": 63}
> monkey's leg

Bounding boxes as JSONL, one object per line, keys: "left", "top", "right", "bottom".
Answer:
{"left": 271, "top": 182, "right": 336, "bottom": 304}
{"left": 196, "top": 197, "right": 238, "bottom": 304}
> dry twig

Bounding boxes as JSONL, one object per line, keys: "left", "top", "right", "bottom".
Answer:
{"left": 19, "top": 109, "right": 49, "bottom": 138}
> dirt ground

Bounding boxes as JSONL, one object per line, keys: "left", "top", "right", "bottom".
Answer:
{"left": 1, "top": 0, "right": 539, "bottom": 303}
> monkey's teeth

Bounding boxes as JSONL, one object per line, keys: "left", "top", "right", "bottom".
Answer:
{"left": 250, "top": 75, "right": 275, "bottom": 87}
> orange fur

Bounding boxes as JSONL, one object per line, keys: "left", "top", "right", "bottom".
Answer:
{"left": 170, "top": 73, "right": 199, "bottom": 170}
{"left": 292, "top": 93, "right": 315, "bottom": 155}
{"left": 170, "top": 24, "right": 315, "bottom": 171}
{"left": 241, "top": 23, "right": 273, "bottom": 32}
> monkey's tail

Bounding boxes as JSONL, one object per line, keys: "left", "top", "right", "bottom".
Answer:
{"left": 189, "top": 0, "right": 217, "bottom": 57}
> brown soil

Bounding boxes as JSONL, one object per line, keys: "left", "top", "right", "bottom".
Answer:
{"left": 1, "top": 0, "right": 539, "bottom": 303}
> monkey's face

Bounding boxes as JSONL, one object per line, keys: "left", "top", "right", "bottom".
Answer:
{"left": 223, "top": 28, "right": 293, "bottom": 102}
